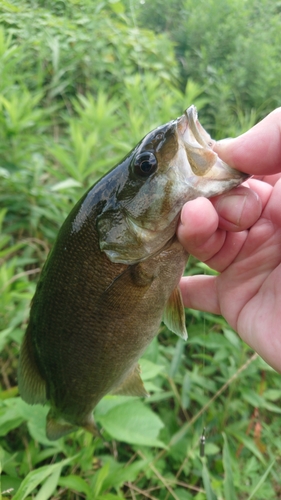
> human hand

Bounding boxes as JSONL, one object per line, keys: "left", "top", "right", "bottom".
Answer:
{"left": 178, "top": 108, "right": 281, "bottom": 372}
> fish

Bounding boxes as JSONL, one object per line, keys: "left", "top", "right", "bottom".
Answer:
{"left": 18, "top": 105, "right": 248, "bottom": 440}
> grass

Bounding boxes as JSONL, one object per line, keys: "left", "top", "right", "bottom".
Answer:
{"left": 1, "top": 0, "right": 281, "bottom": 498}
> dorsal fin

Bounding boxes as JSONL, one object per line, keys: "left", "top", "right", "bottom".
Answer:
{"left": 111, "top": 364, "right": 148, "bottom": 397}
{"left": 163, "top": 285, "right": 188, "bottom": 340}
{"left": 18, "top": 325, "right": 47, "bottom": 405}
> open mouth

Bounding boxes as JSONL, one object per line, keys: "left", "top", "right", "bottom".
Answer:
{"left": 177, "top": 105, "right": 249, "bottom": 182}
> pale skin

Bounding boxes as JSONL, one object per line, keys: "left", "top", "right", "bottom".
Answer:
{"left": 177, "top": 108, "right": 281, "bottom": 373}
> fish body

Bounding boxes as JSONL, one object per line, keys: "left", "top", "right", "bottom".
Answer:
{"left": 18, "top": 106, "right": 247, "bottom": 440}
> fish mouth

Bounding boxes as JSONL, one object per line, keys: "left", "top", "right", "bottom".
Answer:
{"left": 177, "top": 105, "right": 249, "bottom": 183}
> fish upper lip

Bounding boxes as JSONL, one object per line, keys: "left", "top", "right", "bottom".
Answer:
{"left": 177, "top": 106, "right": 214, "bottom": 151}
{"left": 184, "top": 105, "right": 211, "bottom": 148}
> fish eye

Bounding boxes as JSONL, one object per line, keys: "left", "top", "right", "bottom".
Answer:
{"left": 134, "top": 152, "right": 158, "bottom": 177}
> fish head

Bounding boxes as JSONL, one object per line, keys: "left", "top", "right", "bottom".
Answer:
{"left": 97, "top": 105, "right": 248, "bottom": 264}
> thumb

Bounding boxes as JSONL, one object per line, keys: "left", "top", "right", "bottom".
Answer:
{"left": 213, "top": 108, "right": 281, "bottom": 176}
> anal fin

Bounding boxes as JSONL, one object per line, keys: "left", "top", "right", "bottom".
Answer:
{"left": 18, "top": 326, "right": 47, "bottom": 405}
{"left": 163, "top": 285, "right": 188, "bottom": 340}
{"left": 46, "top": 410, "right": 78, "bottom": 440}
{"left": 46, "top": 410, "right": 100, "bottom": 440}
{"left": 111, "top": 364, "right": 148, "bottom": 397}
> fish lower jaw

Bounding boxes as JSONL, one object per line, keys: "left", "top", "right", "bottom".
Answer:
{"left": 183, "top": 175, "right": 248, "bottom": 200}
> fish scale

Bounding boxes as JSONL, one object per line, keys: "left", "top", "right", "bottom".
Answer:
{"left": 18, "top": 105, "right": 248, "bottom": 440}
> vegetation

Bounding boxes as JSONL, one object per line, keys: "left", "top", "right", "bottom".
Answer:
{"left": 0, "top": 0, "right": 281, "bottom": 498}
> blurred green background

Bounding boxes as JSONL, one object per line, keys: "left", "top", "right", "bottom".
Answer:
{"left": 0, "top": 0, "right": 281, "bottom": 498}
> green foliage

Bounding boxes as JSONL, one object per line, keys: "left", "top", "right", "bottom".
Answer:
{"left": 1, "top": 0, "right": 281, "bottom": 498}
{"left": 132, "top": 0, "right": 281, "bottom": 136}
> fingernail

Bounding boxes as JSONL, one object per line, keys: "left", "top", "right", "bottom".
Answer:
{"left": 214, "top": 193, "right": 247, "bottom": 226}
{"left": 213, "top": 139, "right": 235, "bottom": 165}
{"left": 216, "top": 138, "right": 234, "bottom": 147}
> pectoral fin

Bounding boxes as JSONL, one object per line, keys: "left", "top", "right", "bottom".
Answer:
{"left": 111, "top": 364, "right": 148, "bottom": 397}
{"left": 18, "top": 326, "right": 47, "bottom": 405}
{"left": 163, "top": 285, "right": 188, "bottom": 340}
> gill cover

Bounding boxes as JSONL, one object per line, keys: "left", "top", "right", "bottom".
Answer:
{"left": 97, "top": 119, "right": 180, "bottom": 264}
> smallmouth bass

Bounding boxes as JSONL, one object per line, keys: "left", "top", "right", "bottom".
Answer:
{"left": 18, "top": 106, "right": 247, "bottom": 440}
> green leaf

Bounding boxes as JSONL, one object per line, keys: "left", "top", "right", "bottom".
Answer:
{"left": 0, "top": 386, "right": 19, "bottom": 400}
{"left": 229, "top": 431, "right": 265, "bottom": 464}
{"left": 205, "top": 443, "right": 220, "bottom": 456}
{"left": 95, "top": 395, "right": 135, "bottom": 417}
{"left": 101, "top": 458, "right": 147, "bottom": 491}
{"left": 247, "top": 461, "right": 275, "bottom": 500}
{"left": 13, "top": 399, "right": 60, "bottom": 447}
{"left": 109, "top": 0, "right": 125, "bottom": 14}
{"left": 50, "top": 178, "right": 82, "bottom": 191}
{"left": 181, "top": 372, "right": 191, "bottom": 409}
{"left": 97, "top": 495, "right": 124, "bottom": 500}
{"left": 0, "top": 328, "right": 13, "bottom": 351}
{"left": 222, "top": 433, "right": 237, "bottom": 500}
{"left": 91, "top": 462, "right": 110, "bottom": 498}
{"left": 0, "top": 400, "right": 24, "bottom": 436}
{"left": 169, "top": 338, "right": 185, "bottom": 378}
{"left": 241, "top": 390, "right": 266, "bottom": 408}
{"left": 58, "top": 475, "right": 91, "bottom": 497}
{"left": 13, "top": 456, "right": 77, "bottom": 500}
{"left": 96, "top": 400, "right": 165, "bottom": 447}
{"left": 139, "top": 358, "right": 164, "bottom": 381}
{"left": 0, "top": 474, "right": 21, "bottom": 495}
{"left": 201, "top": 460, "right": 217, "bottom": 500}
{"left": 33, "top": 467, "right": 61, "bottom": 500}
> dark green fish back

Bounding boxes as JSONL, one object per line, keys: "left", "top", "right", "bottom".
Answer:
{"left": 18, "top": 168, "right": 188, "bottom": 438}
